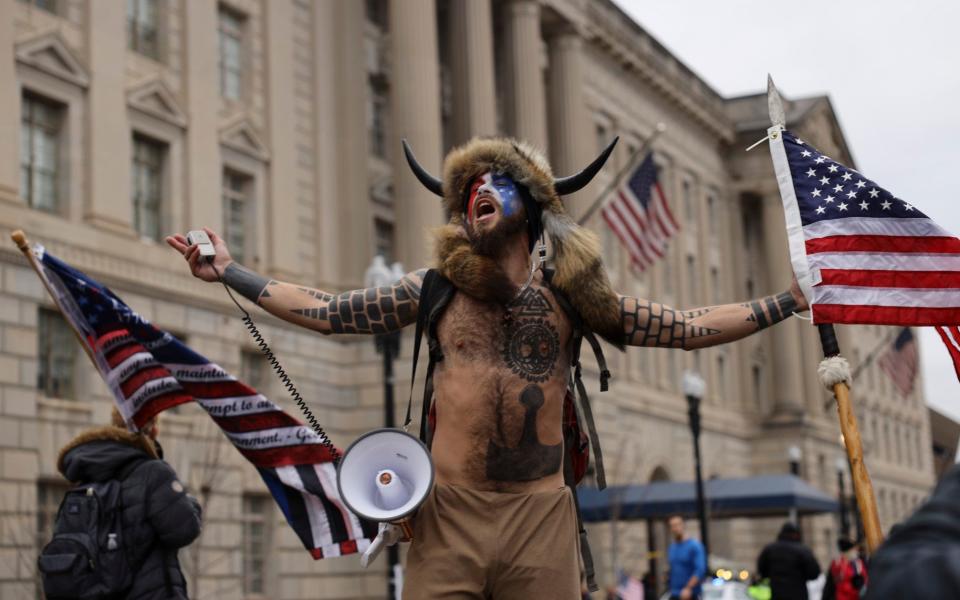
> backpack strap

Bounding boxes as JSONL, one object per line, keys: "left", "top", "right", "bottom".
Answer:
{"left": 405, "top": 269, "right": 454, "bottom": 445}
{"left": 546, "top": 273, "right": 607, "bottom": 491}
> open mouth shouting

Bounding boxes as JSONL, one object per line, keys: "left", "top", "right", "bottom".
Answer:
{"left": 467, "top": 171, "right": 521, "bottom": 227}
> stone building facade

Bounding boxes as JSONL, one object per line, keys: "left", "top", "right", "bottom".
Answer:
{"left": 0, "top": 0, "right": 936, "bottom": 598}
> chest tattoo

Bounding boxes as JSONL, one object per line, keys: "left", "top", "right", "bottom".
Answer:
{"left": 502, "top": 288, "right": 560, "bottom": 383}
{"left": 485, "top": 385, "right": 563, "bottom": 481}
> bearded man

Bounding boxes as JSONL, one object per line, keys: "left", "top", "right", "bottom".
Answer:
{"left": 167, "top": 137, "right": 807, "bottom": 599}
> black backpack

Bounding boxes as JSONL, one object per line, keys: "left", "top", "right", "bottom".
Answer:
{"left": 38, "top": 461, "right": 143, "bottom": 600}
{"left": 404, "top": 268, "right": 611, "bottom": 592}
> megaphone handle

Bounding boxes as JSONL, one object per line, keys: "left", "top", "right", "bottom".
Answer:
{"left": 360, "top": 531, "right": 388, "bottom": 568}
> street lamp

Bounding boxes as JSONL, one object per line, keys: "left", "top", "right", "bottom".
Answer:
{"left": 835, "top": 456, "right": 851, "bottom": 540}
{"left": 682, "top": 370, "right": 710, "bottom": 565}
{"left": 787, "top": 446, "right": 803, "bottom": 530}
{"left": 363, "top": 255, "right": 404, "bottom": 600}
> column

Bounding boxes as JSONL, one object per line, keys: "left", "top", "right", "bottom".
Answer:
{"left": 547, "top": 27, "right": 594, "bottom": 218}
{"left": 313, "top": 0, "right": 370, "bottom": 290}
{"left": 264, "top": 0, "right": 300, "bottom": 279}
{"left": 448, "top": 0, "right": 497, "bottom": 144}
{"left": 0, "top": 0, "right": 17, "bottom": 201}
{"left": 85, "top": 1, "right": 132, "bottom": 232}
{"left": 503, "top": 0, "right": 547, "bottom": 149}
{"left": 390, "top": 0, "right": 444, "bottom": 270}
{"left": 181, "top": 0, "right": 221, "bottom": 235}
{"left": 761, "top": 194, "right": 807, "bottom": 418}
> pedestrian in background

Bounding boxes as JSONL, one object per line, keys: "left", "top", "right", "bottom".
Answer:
{"left": 46, "top": 409, "right": 202, "bottom": 599}
{"left": 756, "top": 522, "right": 821, "bottom": 600}
{"left": 666, "top": 515, "right": 707, "bottom": 600}
{"left": 822, "top": 537, "right": 867, "bottom": 600}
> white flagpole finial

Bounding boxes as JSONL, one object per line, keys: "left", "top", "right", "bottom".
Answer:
{"left": 767, "top": 74, "right": 786, "bottom": 129}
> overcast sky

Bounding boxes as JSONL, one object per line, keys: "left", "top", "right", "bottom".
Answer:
{"left": 614, "top": 0, "right": 960, "bottom": 423}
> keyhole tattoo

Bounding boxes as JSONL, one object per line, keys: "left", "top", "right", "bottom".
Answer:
{"left": 486, "top": 385, "right": 563, "bottom": 482}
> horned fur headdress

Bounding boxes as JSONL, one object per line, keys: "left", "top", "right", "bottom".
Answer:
{"left": 403, "top": 137, "right": 625, "bottom": 348}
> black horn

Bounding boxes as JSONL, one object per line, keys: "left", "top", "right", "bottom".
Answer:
{"left": 554, "top": 136, "right": 619, "bottom": 196}
{"left": 402, "top": 139, "right": 443, "bottom": 197}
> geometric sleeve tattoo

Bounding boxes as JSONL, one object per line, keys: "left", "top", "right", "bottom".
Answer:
{"left": 620, "top": 297, "right": 720, "bottom": 349}
{"left": 742, "top": 291, "right": 797, "bottom": 330}
{"left": 290, "top": 268, "right": 427, "bottom": 334}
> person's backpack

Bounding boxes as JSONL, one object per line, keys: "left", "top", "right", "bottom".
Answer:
{"left": 405, "top": 268, "right": 611, "bottom": 591}
{"left": 38, "top": 462, "right": 142, "bottom": 599}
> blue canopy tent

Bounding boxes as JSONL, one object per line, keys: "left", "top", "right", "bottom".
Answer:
{"left": 577, "top": 474, "right": 838, "bottom": 522}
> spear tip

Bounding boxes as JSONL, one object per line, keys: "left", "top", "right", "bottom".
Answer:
{"left": 767, "top": 75, "right": 787, "bottom": 129}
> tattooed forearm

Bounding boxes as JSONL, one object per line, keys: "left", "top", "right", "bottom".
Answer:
{"left": 223, "top": 263, "right": 274, "bottom": 304}
{"left": 620, "top": 297, "right": 720, "bottom": 349}
{"left": 743, "top": 291, "right": 797, "bottom": 330}
{"left": 289, "top": 268, "right": 427, "bottom": 334}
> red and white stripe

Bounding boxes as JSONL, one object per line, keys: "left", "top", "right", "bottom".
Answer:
{"left": 602, "top": 181, "right": 678, "bottom": 272}
{"left": 936, "top": 325, "right": 960, "bottom": 381}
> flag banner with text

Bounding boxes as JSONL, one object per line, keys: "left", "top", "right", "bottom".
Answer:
{"left": 31, "top": 245, "right": 375, "bottom": 559}
{"left": 768, "top": 129, "right": 960, "bottom": 326}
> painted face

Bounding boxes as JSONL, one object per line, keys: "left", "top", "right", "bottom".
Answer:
{"left": 466, "top": 171, "right": 521, "bottom": 225}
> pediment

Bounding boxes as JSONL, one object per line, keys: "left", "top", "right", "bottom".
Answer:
{"left": 220, "top": 117, "right": 270, "bottom": 161}
{"left": 127, "top": 78, "right": 187, "bottom": 128}
{"left": 15, "top": 31, "right": 89, "bottom": 88}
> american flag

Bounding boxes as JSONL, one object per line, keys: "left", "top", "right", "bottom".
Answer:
{"left": 31, "top": 245, "right": 376, "bottom": 559}
{"left": 616, "top": 569, "right": 644, "bottom": 600}
{"left": 769, "top": 129, "right": 960, "bottom": 326}
{"left": 878, "top": 328, "right": 920, "bottom": 397}
{"left": 935, "top": 325, "right": 960, "bottom": 382}
{"left": 601, "top": 153, "right": 679, "bottom": 271}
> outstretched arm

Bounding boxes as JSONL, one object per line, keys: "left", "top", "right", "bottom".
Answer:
{"left": 619, "top": 278, "right": 808, "bottom": 350}
{"left": 166, "top": 228, "right": 425, "bottom": 334}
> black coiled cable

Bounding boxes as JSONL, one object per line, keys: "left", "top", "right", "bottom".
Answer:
{"left": 210, "top": 262, "right": 340, "bottom": 465}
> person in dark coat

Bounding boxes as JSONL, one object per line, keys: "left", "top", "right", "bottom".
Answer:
{"left": 57, "top": 412, "right": 202, "bottom": 599}
{"left": 756, "top": 522, "right": 821, "bottom": 600}
{"left": 865, "top": 463, "right": 960, "bottom": 598}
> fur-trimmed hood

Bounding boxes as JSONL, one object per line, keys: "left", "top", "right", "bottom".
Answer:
{"left": 58, "top": 426, "right": 159, "bottom": 483}
{"left": 434, "top": 137, "right": 626, "bottom": 348}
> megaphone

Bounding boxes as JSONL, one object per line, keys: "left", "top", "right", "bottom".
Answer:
{"left": 337, "top": 428, "right": 434, "bottom": 565}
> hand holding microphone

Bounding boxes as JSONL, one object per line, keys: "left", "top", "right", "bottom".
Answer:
{"left": 164, "top": 227, "right": 234, "bottom": 282}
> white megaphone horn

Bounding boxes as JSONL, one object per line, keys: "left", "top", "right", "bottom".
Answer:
{"left": 336, "top": 428, "right": 434, "bottom": 567}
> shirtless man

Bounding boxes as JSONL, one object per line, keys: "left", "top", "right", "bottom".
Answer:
{"left": 167, "top": 137, "right": 807, "bottom": 598}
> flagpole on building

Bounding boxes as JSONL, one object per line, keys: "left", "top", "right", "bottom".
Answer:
{"left": 764, "top": 78, "right": 884, "bottom": 553}
{"left": 577, "top": 123, "right": 666, "bottom": 226}
{"left": 10, "top": 230, "right": 100, "bottom": 369}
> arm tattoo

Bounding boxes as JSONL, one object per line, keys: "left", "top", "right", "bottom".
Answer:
{"left": 620, "top": 298, "right": 720, "bottom": 348}
{"left": 290, "top": 268, "right": 426, "bottom": 334}
{"left": 743, "top": 291, "right": 797, "bottom": 330}
{"left": 223, "top": 263, "right": 274, "bottom": 304}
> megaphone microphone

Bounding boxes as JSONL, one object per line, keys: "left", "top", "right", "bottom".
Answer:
{"left": 336, "top": 428, "right": 434, "bottom": 566}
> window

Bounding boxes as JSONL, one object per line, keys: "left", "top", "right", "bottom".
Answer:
{"left": 127, "top": 0, "right": 160, "bottom": 59}
{"left": 683, "top": 180, "right": 695, "bottom": 227}
{"left": 686, "top": 255, "right": 697, "bottom": 302}
{"left": 710, "top": 267, "right": 719, "bottom": 304}
{"left": 241, "top": 494, "right": 272, "bottom": 595}
{"left": 222, "top": 168, "right": 254, "bottom": 264}
{"left": 240, "top": 350, "right": 268, "bottom": 392}
{"left": 20, "top": 0, "right": 57, "bottom": 14}
{"left": 707, "top": 193, "right": 717, "bottom": 238}
{"left": 374, "top": 218, "right": 395, "bottom": 262}
{"left": 218, "top": 6, "right": 244, "bottom": 101}
{"left": 37, "top": 308, "right": 76, "bottom": 399}
{"left": 37, "top": 480, "right": 70, "bottom": 547}
{"left": 595, "top": 122, "right": 609, "bottom": 154}
{"left": 368, "top": 79, "right": 388, "bottom": 159}
{"left": 131, "top": 135, "right": 166, "bottom": 241}
{"left": 751, "top": 365, "right": 763, "bottom": 410}
{"left": 21, "top": 93, "right": 64, "bottom": 213}
{"left": 716, "top": 354, "right": 726, "bottom": 402}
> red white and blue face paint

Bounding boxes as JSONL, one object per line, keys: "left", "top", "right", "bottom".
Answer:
{"left": 466, "top": 171, "right": 521, "bottom": 225}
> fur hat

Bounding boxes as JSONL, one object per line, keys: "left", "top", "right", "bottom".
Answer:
{"left": 404, "top": 137, "right": 625, "bottom": 347}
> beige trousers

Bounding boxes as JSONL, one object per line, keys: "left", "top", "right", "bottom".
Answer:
{"left": 402, "top": 483, "right": 580, "bottom": 600}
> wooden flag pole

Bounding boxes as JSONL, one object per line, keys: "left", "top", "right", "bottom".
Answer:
{"left": 818, "top": 324, "right": 884, "bottom": 553}
{"left": 10, "top": 230, "right": 100, "bottom": 369}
